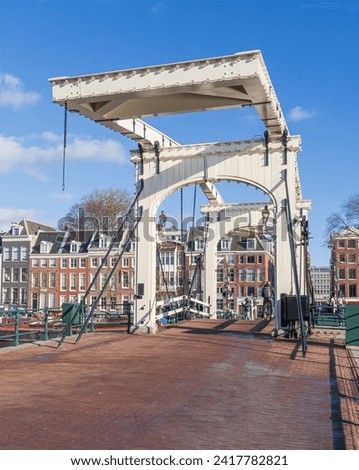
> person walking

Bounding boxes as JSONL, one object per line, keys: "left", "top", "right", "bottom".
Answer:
{"left": 261, "top": 280, "right": 274, "bottom": 318}
{"left": 242, "top": 298, "right": 251, "bottom": 320}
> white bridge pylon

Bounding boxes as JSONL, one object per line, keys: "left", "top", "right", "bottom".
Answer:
{"left": 50, "top": 50, "right": 311, "bottom": 334}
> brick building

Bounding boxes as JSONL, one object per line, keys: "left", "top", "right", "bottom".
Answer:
{"left": 330, "top": 227, "right": 359, "bottom": 304}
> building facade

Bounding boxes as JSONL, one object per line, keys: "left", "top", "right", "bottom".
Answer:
{"left": 330, "top": 228, "right": 359, "bottom": 304}
{"left": 1, "top": 220, "right": 55, "bottom": 309}
{"left": 310, "top": 266, "right": 331, "bottom": 304}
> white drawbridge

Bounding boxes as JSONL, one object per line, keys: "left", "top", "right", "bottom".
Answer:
{"left": 50, "top": 50, "right": 311, "bottom": 341}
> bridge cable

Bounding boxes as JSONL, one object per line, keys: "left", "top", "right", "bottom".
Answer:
{"left": 62, "top": 102, "right": 68, "bottom": 191}
{"left": 283, "top": 169, "right": 307, "bottom": 357}
{"left": 56, "top": 179, "right": 144, "bottom": 348}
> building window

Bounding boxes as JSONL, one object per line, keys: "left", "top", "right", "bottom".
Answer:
{"left": 41, "top": 259, "right": 47, "bottom": 267}
{"left": 338, "top": 268, "right": 345, "bottom": 280}
{"left": 80, "top": 258, "right": 86, "bottom": 268}
{"left": 99, "top": 237, "right": 108, "bottom": 248}
{"left": 247, "top": 256, "right": 255, "bottom": 264}
{"left": 2, "top": 288, "right": 10, "bottom": 304}
{"left": 338, "top": 240, "right": 345, "bottom": 248}
{"left": 348, "top": 253, "right": 356, "bottom": 263}
{"left": 227, "top": 254, "right": 235, "bottom": 264}
{"left": 21, "top": 247, "right": 28, "bottom": 260}
{"left": 32, "top": 259, "right": 39, "bottom": 267}
{"left": 239, "top": 269, "right": 245, "bottom": 282}
{"left": 61, "top": 258, "right": 68, "bottom": 268}
{"left": 32, "top": 273, "right": 39, "bottom": 288}
{"left": 160, "top": 253, "right": 174, "bottom": 266}
{"left": 48, "top": 293, "right": 56, "bottom": 309}
{"left": 70, "top": 273, "right": 76, "bottom": 291}
{"left": 49, "top": 272, "right": 56, "bottom": 288}
{"left": 348, "top": 268, "right": 356, "bottom": 280}
{"left": 61, "top": 273, "right": 67, "bottom": 291}
{"left": 4, "top": 247, "right": 11, "bottom": 261}
{"left": 70, "top": 258, "right": 77, "bottom": 269}
{"left": 70, "top": 242, "right": 79, "bottom": 253}
{"left": 258, "top": 269, "right": 263, "bottom": 282}
{"left": 349, "top": 284, "right": 357, "bottom": 297}
{"left": 248, "top": 286, "right": 256, "bottom": 297}
{"left": 247, "top": 269, "right": 255, "bottom": 282}
{"left": 12, "top": 227, "right": 20, "bottom": 236}
{"left": 195, "top": 239, "right": 204, "bottom": 251}
{"left": 91, "top": 258, "right": 98, "bottom": 268}
{"left": 79, "top": 273, "right": 86, "bottom": 291}
{"left": 217, "top": 269, "right": 224, "bottom": 282}
{"left": 41, "top": 273, "right": 47, "bottom": 288}
{"left": 257, "top": 256, "right": 263, "bottom": 264}
{"left": 100, "top": 273, "right": 107, "bottom": 289}
{"left": 90, "top": 273, "right": 97, "bottom": 290}
{"left": 3, "top": 268, "right": 11, "bottom": 282}
{"left": 12, "top": 267, "right": 19, "bottom": 282}
{"left": 221, "top": 239, "right": 230, "bottom": 250}
{"left": 50, "top": 258, "right": 56, "bottom": 267}
{"left": 12, "top": 288, "right": 19, "bottom": 304}
{"left": 338, "top": 254, "right": 345, "bottom": 263}
{"left": 12, "top": 247, "right": 20, "bottom": 261}
{"left": 22, "top": 272, "right": 29, "bottom": 289}
{"left": 348, "top": 239, "right": 356, "bottom": 248}
{"left": 40, "top": 243, "right": 49, "bottom": 254}
{"left": 228, "top": 269, "right": 235, "bottom": 282}
{"left": 122, "top": 272, "right": 129, "bottom": 288}
{"left": 338, "top": 284, "right": 346, "bottom": 296}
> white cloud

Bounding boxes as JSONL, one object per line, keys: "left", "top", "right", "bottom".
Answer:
{"left": 0, "top": 133, "right": 128, "bottom": 174}
{"left": 0, "top": 73, "right": 40, "bottom": 110}
{"left": 287, "top": 106, "right": 316, "bottom": 122}
{"left": 0, "top": 208, "right": 38, "bottom": 231}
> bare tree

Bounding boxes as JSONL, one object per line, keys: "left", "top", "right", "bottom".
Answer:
{"left": 325, "top": 194, "right": 359, "bottom": 242}
{"left": 66, "top": 187, "right": 132, "bottom": 231}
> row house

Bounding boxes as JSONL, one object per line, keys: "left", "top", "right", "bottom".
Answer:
{"left": 1, "top": 220, "right": 56, "bottom": 309}
{"left": 330, "top": 227, "right": 359, "bottom": 304}
{"left": 29, "top": 230, "right": 135, "bottom": 311}
{"left": 156, "top": 226, "right": 275, "bottom": 314}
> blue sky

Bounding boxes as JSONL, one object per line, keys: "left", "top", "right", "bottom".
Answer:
{"left": 0, "top": 0, "right": 358, "bottom": 266}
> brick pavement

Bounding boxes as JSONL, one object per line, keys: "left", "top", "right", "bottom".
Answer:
{"left": 0, "top": 319, "right": 358, "bottom": 450}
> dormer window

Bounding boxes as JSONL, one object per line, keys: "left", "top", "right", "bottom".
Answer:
{"left": 221, "top": 239, "right": 231, "bottom": 250}
{"left": 11, "top": 225, "right": 21, "bottom": 236}
{"left": 40, "top": 241, "right": 52, "bottom": 254}
{"left": 99, "top": 236, "right": 108, "bottom": 248}
{"left": 195, "top": 239, "right": 204, "bottom": 251}
{"left": 70, "top": 242, "right": 79, "bottom": 253}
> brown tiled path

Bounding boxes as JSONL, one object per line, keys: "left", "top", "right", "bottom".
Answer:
{"left": 0, "top": 319, "right": 358, "bottom": 450}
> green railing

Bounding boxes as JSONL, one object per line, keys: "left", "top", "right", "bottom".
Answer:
{"left": 314, "top": 310, "right": 346, "bottom": 328}
{"left": 0, "top": 308, "right": 58, "bottom": 347}
{"left": 0, "top": 304, "right": 133, "bottom": 348}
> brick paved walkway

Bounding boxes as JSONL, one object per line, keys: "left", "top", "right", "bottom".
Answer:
{"left": 0, "top": 319, "right": 358, "bottom": 450}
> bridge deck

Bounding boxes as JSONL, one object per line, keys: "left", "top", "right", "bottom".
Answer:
{"left": 0, "top": 319, "right": 358, "bottom": 450}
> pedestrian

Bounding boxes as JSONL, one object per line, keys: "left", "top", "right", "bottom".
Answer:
{"left": 242, "top": 298, "right": 251, "bottom": 320}
{"left": 261, "top": 280, "right": 274, "bottom": 317}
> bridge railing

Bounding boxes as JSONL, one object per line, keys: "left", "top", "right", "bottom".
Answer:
{"left": 156, "top": 295, "right": 210, "bottom": 324}
{"left": 0, "top": 308, "right": 60, "bottom": 347}
{"left": 0, "top": 303, "right": 134, "bottom": 348}
{"left": 313, "top": 307, "right": 346, "bottom": 328}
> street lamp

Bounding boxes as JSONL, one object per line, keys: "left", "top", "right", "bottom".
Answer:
{"left": 262, "top": 205, "right": 270, "bottom": 226}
